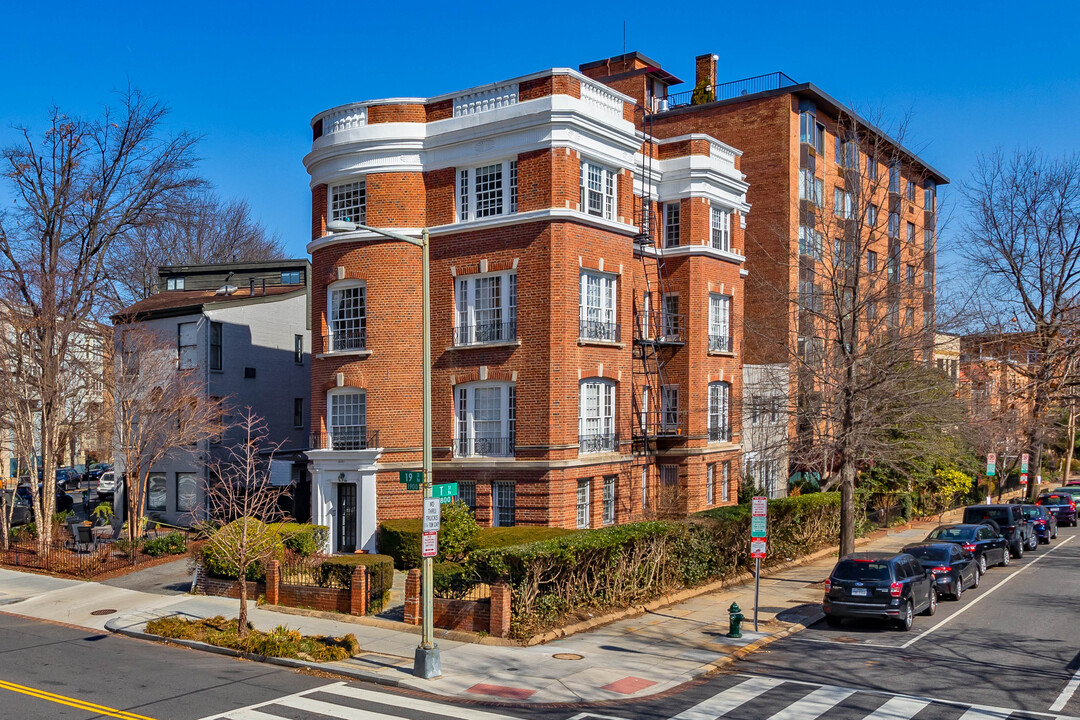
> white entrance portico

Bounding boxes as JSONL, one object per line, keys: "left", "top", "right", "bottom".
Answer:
{"left": 307, "top": 447, "right": 381, "bottom": 554}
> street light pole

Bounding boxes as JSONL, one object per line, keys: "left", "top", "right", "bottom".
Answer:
{"left": 325, "top": 221, "right": 439, "bottom": 678}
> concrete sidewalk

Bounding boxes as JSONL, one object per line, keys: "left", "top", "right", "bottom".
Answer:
{"left": 0, "top": 511, "right": 963, "bottom": 705}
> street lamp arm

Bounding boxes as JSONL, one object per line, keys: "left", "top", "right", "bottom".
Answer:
{"left": 350, "top": 222, "right": 425, "bottom": 248}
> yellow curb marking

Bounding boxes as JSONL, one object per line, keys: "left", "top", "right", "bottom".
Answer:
{"left": 0, "top": 679, "right": 157, "bottom": 720}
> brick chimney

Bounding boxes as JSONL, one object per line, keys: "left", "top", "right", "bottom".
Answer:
{"left": 695, "top": 53, "right": 718, "bottom": 91}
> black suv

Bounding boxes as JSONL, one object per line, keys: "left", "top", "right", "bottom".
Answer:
{"left": 823, "top": 552, "right": 938, "bottom": 631}
{"left": 962, "top": 504, "right": 1036, "bottom": 558}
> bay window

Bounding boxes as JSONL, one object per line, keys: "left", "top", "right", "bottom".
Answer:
{"left": 580, "top": 159, "right": 617, "bottom": 220}
{"left": 579, "top": 270, "right": 618, "bottom": 342}
{"left": 455, "top": 382, "right": 515, "bottom": 457}
{"left": 455, "top": 272, "right": 516, "bottom": 345}
{"left": 327, "top": 282, "right": 366, "bottom": 352}
{"left": 708, "top": 381, "right": 731, "bottom": 442}
{"left": 579, "top": 379, "right": 616, "bottom": 454}
{"left": 458, "top": 160, "right": 518, "bottom": 222}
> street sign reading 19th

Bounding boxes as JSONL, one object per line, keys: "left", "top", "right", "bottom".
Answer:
{"left": 399, "top": 470, "right": 423, "bottom": 484}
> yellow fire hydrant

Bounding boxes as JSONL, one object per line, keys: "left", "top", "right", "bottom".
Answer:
{"left": 727, "top": 602, "right": 744, "bottom": 638}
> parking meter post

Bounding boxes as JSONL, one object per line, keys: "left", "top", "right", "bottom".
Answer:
{"left": 754, "top": 557, "right": 760, "bottom": 632}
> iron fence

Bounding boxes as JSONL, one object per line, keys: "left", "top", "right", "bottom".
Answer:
{"left": 309, "top": 428, "right": 379, "bottom": 451}
{"left": 663, "top": 72, "right": 800, "bottom": 110}
{"left": 455, "top": 436, "right": 514, "bottom": 458}
{"left": 0, "top": 537, "right": 137, "bottom": 578}
{"left": 453, "top": 321, "right": 516, "bottom": 346}
{"left": 578, "top": 433, "right": 619, "bottom": 454}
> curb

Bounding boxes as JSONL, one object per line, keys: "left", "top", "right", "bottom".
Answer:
{"left": 104, "top": 616, "right": 406, "bottom": 688}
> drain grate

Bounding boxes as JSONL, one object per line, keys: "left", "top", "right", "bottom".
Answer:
{"left": 90, "top": 609, "right": 117, "bottom": 616}
{"left": 553, "top": 653, "right": 584, "bottom": 660}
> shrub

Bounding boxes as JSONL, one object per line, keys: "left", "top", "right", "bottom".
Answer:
{"left": 145, "top": 615, "right": 358, "bottom": 662}
{"left": 379, "top": 519, "right": 578, "bottom": 569}
{"left": 472, "top": 526, "right": 577, "bottom": 550}
{"left": 143, "top": 531, "right": 187, "bottom": 557}
{"left": 315, "top": 553, "right": 394, "bottom": 593}
{"left": 275, "top": 523, "right": 329, "bottom": 557}
{"left": 379, "top": 519, "right": 422, "bottom": 569}
{"left": 436, "top": 501, "right": 479, "bottom": 562}
{"left": 201, "top": 519, "right": 281, "bottom": 581}
{"left": 432, "top": 561, "right": 472, "bottom": 596}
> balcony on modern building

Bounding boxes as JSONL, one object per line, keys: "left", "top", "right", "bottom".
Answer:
{"left": 310, "top": 428, "right": 379, "bottom": 451}
{"left": 454, "top": 436, "right": 515, "bottom": 459}
{"left": 453, "top": 320, "right": 517, "bottom": 347}
{"left": 578, "top": 432, "right": 619, "bottom": 455}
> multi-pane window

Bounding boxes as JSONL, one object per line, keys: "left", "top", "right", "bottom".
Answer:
{"left": 458, "top": 481, "right": 477, "bottom": 511}
{"left": 889, "top": 163, "right": 901, "bottom": 193}
{"left": 602, "top": 476, "right": 615, "bottom": 525}
{"left": 798, "top": 336, "right": 824, "bottom": 366}
{"left": 866, "top": 204, "right": 877, "bottom": 227}
{"left": 455, "top": 272, "right": 516, "bottom": 345}
{"left": 799, "top": 112, "right": 824, "bottom": 154}
{"left": 924, "top": 268, "right": 933, "bottom": 289}
{"left": 888, "top": 253, "right": 900, "bottom": 282}
{"left": 924, "top": 229, "right": 934, "bottom": 253}
{"left": 799, "top": 169, "right": 823, "bottom": 207}
{"left": 888, "top": 300, "right": 900, "bottom": 327}
{"left": 176, "top": 472, "right": 197, "bottom": 513}
{"left": 455, "top": 383, "right": 515, "bottom": 457}
{"left": 178, "top": 322, "right": 197, "bottom": 370}
{"left": 706, "top": 464, "right": 715, "bottom": 506}
{"left": 661, "top": 384, "right": 679, "bottom": 432}
{"left": 834, "top": 188, "right": 854, "bottom": 219}
{"left": 641, "top": 466, "right": 648, "bottom": 508}
{"left": 576, "top": 479, "right": 591, "bottom": 529}
{"left": 293, "top": 398, "right": 304, "bottom": 428}
{"left": 493, "top": 481, "right": 515, "bottom": 527}
{"left": 328, "top": 284, "right": 366, "bottom": 352}
{"left": 166, "top": 277, "right": 185, "bottom": 290}
{"left": 579, "top": 380, "right": 616, "bottom": 454}
{"left": 836, "top": 139, "right": 859, "bottom": 170}
{"left": 209, "top": 321, "right": 222, "bottom": 371}
{"left": 709, "top": 294, "right": 731, "bottom": 353}
{"left": 710, "top": 205, "right": 731, "bottom": 251}
{"left": 721, "top": 462, "right": 730, "bottom": 502}
{"left": 867, "top": 157, "right": 878, "bottom": 181}
{"left": 662, "top": 294, "right": 681, "bottom": 341}
{"left": 580, "top": 160, "right": 617, "bottom": 220}
{"left": 664, "top": 202, "right": 681, "bottom": 247}
{"left": 888, "top": 212, "right": 900, "bottom": 238}
{"left": 458, "top": 160, "right": 518, "bottom": 222}
{"left": 281, "top": 270, "right": 302, "bottom": 284}
{"left": 331, "top": 181, "right": 366, "bottom": 225}
{"left": 294, "top": 334, "right": 304, "bottom": 364}
{"left": 579, "top": 271, "right": 618, "bottom": 341}
{"left": 906, "top": 222, "right": 916, "bottom": 244}
{"left": 906, "top": 264, "right": 915, "bottom": 285}
{"left": 867, "top": 250, "right": 878, "bottom": 273}
{"left": 924, "top": 180, "right": 935, "bottom": 211}
{"left": 146, "top": 472, "right": 166, "bottom": 512}
{"left": 906, "top": 180, "right": 916, "bottom": 201}
{"left": 799, "top": 225, "right": 823, "bottom": 260}
{"left": 329, "top": 390, "right": 367, "bottom": 450}
{"left": 708, "top": 381, "right": 731, "bottom": 442}
{"left": 835, "top": 240, "right": 855, "bottom": 268}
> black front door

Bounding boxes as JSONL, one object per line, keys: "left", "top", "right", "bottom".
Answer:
{"left": 337, "top": 483, "right": 357, "bottom": 553}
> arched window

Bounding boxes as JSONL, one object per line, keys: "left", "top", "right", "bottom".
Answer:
{"left": 326, "top": 280, "right": 366, "bottom": 352}
{"left": 708, "top": 381, "right": 731, "bottom": 442}
{"left": 454, "top": 382, "right": 515, "bottom": 457}
{"left": 579, "top": 379, "right": 616, "bottom": 454}
{"left": 327, "top": 387, "right": 368, "bottom": 450}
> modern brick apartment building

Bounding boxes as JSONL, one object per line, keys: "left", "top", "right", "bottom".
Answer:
{"left": 304, "top": 64, "right": 749, "bottom": 553}
{"left": 582, "top": 52, "right": 948, "bottom": 491}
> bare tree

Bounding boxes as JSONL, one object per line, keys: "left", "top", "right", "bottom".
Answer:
{"left": 110, "top": 324, "right": 221, "bottom": 546}
{"left": 960, "top": 150, "right": 1080, "bottom": 497}
{"left": 108, "top": 191, "right": 286, "bottom": 305}
{"left": 202, "top": 409, "right": 290, "bottom": 636}
{"left": 0, "top": 89, "right": 200, "bottom": 546}
{"left": 748, "top": 111, "right": 968, "bottom": 553}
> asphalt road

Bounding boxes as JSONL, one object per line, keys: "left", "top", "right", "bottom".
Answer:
{"left": 2, "top": 525, "right": 1078, "bottom": 720}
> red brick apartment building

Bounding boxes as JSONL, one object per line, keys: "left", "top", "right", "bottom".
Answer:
{"left": 303, "top": 62, "right": 749, "bottom": 553}
{"left": 581, "top": 53, "right": 948, "bottom": 488}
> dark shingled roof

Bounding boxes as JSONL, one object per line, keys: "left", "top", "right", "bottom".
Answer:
{"left": 113, "top": 285, "right": 304, "bottom": 321}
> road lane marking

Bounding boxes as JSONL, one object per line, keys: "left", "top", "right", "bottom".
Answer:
{"left": 899, "top": 535, "right": 1075, "bottom": 649}
{"left": 764, "top": 685, "right": 855, "bottom": 720}
{"left": 0, "top": 678, "right": 157, "bottom": 720}
{"left": 956, "top": 706, "right": 1012, "bottom": 718}
{"left": 1051, "top": 667, "right": 1080, "bottom": 712}
{"left": 196, "top": 682, "right": 348, "bottom": 720}
{"left": 862, "top": 696, "right": 931, "bottom": 719}
{"left": 671, "top": 676, "right": 783, "bottom": 719}
{"left": 326, "top": 683, "right": 520, "bottom": 719}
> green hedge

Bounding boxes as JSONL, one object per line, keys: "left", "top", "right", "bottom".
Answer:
{"left": 315, "top": 553, "right": 394, "bottom": 592}
{"left": 378, "top": 519, "right": 579, "bottom": 569}
{"left": 275, "top": 523, "right": 329, "bottom": 557}
{"left": 202, "top": 522, "right": 329, "bottom": 580}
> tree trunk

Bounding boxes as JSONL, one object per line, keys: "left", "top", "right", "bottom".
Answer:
{"left": 237, "top": 573, "right": 249, "bottom": 638}
{"left": 839, "top": 458, "right": 857, "bottom": 556}
{"left": 1066, "top": 407, "right": 1076, "bottom": 484}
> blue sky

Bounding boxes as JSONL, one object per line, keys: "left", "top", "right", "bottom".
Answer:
{"left": 2, "top": 0, "right": 1077, "bottom": 266}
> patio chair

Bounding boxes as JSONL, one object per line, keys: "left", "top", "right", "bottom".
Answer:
{"left": 74, "top": 524, "right": 95, "bottom": 553}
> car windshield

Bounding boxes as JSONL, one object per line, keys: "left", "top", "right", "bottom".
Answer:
{"left": 1040, "top": 495, "right": 1070, "bottom": 504}
{"left": 833, "top": 561, "right": 891, "bottom": 581}
{"left": 1021, "top": 506, "right": 1044, "bottom": 518}
{"left": 928, "top": 526, "right": 973, "bottom": 540}
{"left": 904, "top": 546, "right": 949, "bottom": 561}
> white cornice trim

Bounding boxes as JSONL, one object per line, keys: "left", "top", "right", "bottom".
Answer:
{"left": 636, "top": 244, "right": 746, "bottom": 265}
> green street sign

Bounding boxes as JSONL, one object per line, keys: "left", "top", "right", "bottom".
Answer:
{"left": 751, "top": 516, "right": 767, "bottom": 538}
{"left": 399, "top": 471, "right": 423, "bottom": 484}
{"left": 405, "top": 481, "right": 421, "bottom": 491}
{"left": 433, "top": 483, "right": 458, "bottom": 499}
{"left": 439, "top": 496, "right": 453, "bottom": 505}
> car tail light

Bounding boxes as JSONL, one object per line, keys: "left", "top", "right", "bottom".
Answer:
{"left": 962, "top": 543, "right": 977, "bottom": 551}
{"left": 1071, "top": 501, "right": 1076, "bottom": 510}
{"left": 824, "top": 578, "right": 832, "bottom": 592}
{"left": 932, "top": 566, "right": 950, "bottom": 573}
{"left": 1005, "top": 525, "right": 1015, "bottom": 533}
{"left": 890, "top": 582, "right": 903, "bottom": 597}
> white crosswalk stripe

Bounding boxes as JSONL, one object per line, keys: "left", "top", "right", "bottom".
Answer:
{"left": 763, "top": 685, "right": 856, "bottom": 720}
{"left": 861, "top": 696, "right": 931, "bottom": 719}
{"left": 671, "top": 676, "right": 784, "bottom": 719}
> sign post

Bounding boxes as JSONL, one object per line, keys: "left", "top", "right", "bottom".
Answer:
{"left": 750, "top": 497, "right": 768, "bottom": 632}
{"left": 1021, "top": 453, "right": 1030, "bottom": 487}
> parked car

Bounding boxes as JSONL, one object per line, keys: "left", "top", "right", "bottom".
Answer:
{"left": 925, "top": 524, "right": 1010, "bottom": 572}
{"left": 15, "top": 483, "right": 74, "bottom": 513}
{"left": 1039, "top": 492, "right": 1077, "bottom": 527}
{"left": 86, "top": 463, "right": 112, "bottom": 483}
{"left": 55, "top": 467, "right": 81, "bottom": 490}
{"left": 3, "top": 490, "right": 32, "bottom": 526}
{"left": 962, "top": 504, "right": 1036, "bottom": 557}
{"left": 1064, "top": 480, "right": 1080, "bottom": 487}
{"left": 95, "top": 471, "right": 118, "bottom": 503}
{"left": 1022, "top": 503, "right": 1058, "bottom": 543}
{"left": 823, "top": 552, "right": 938, "bottom": 631}
{"left": 902, "top": 542, "right": 980, "bottom": 600}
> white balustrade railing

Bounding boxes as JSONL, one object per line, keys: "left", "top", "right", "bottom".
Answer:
{"left": 453, "top": 83, "right": 519, "bottom": 117}
{"left": 709, "top": 140, "right": 737, "bottom": 167}
{"left": 320, "top": 105, "right": 367, "bottom": 135}
{"left": 579, "top": 79, "right": 625, "bottom": 119}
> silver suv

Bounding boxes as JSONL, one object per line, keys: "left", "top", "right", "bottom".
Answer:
{"left": 96, "top": 471, "right": 118, "bottom": 503}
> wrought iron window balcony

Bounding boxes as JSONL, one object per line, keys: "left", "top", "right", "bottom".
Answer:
{"left": 455, "top": 436, "right": 514, "bottom": 458}
{"left": 327, "top": 328, "right": 367, "bottom": 353}
{"left": 578, "top": 432, "right": 619, "bottom": 454}
{"left": 709, "top": 333, "right": 734, "bottom": 353}
{"left": 709, "top": 425, "right": 732, "bottom": 443}
{"left": 579, "top": 317, "right": 621, "bottom": 343}
{"left": 638, "top": 411, "right": 688, "bottom": 437}
{"left": 310, "top": 427, "right": 378, "bottom": 451}
{"left": 453, "top": 320, "right": 516, "bottom": 346}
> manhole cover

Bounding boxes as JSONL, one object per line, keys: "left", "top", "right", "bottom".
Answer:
{"left": 90, "top": 609, "right": 117, "bottom": 616}
{"left": 553, "top": 653, "right": 584, "bottom": 660}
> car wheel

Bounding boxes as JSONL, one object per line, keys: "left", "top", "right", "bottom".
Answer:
{"left": 896, "top": 602, "right": 914, "bottom": 631}
{"left": 1012, "top": 542, "right": 1024, "bottom": 559}
{"left": 824, "top": 615, "right": 843, "bottom": 628}
{"left": 953, "top": 576, "right": 964, "bottom": 601}
{"left": 922, "top": 588, "right": 938, "bottom": 616}
{"left": 1001, "top": 548, "right": 1011, "bottom": 566}
{"left": 978, "top": 555, "right": 987, "bottom": 574}
{"left": 1028, "top": 534, "right": 1039, "bottom": 551}
{"left": 972, "top": 568, "right": 981, "bottom": 589}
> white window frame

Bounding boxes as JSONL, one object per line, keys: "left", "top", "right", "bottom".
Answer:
{"left": 641, "top": 466, "right": 648, "bottom": 508}
{"left": 799, "top": 169, "right": 823, "bottom": 207}
{"left": 166, "top": 277, "right": 185, "bottom": 290}
{"left": 458, "top": 160, "right": 518, "bottom": 222}
{"left": 710, "top": 204, "right": 731, "bottom": 251}
{"left": 327, "top": 387, "right": 368, "bottom": 450}
{"left": 327, "top": 280, "right": 366, "bottom": 352}
{"left": 664, "top": 202, "right": 681, "bottom": 247}
{"left": 177, "top": 322, "right": 197, "bottom": 370}
{"left": 708, "top": 381, "right": 731, "bottom": 442}
{"left": 602, "top": 476, "right": 615, "bottom": 525}
{"left": 454, "top": 382, "right": 515, "bottom": 457}
{"left": 661, "top": 384, "right": 679, "bottom": 433}
{"left": 866, "top": 204, "right": 878, "bottom": 227}
{"left": 580, "top": 159, "right": 617, "bottom": 220}
{"left": 833, "top": 188, "right": 854, "bottom": 219}
{"left": 454, "top": 271, "right": 516, "bottom": 346}
{"left": 579, "top": 379, "right": 616, "bottom": 454}
{"left": 330, "top": 180, "right": 366, "bottom": 225}
{"left": 709, "top": 293, "right": 731, "bottom": 353}
{"left": 798, "top": 225, "right": 823, "bottom": 260}
{"left": 576, "top": 479, "right": 591, "bottom": 529}
{"left": 579, "top": 270, "right": 618, "bottom": 341}
{"left": 493, "top": 481, "right": 515, "bottom": 527}
{"left": 706, "top": 463, "right": 715, "bottom": 506}
{"left": 721, "top": 462, "right": 730, "bottom": 502}
{"left": 906, "top": 221, "right": 916, "bottom": 244}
